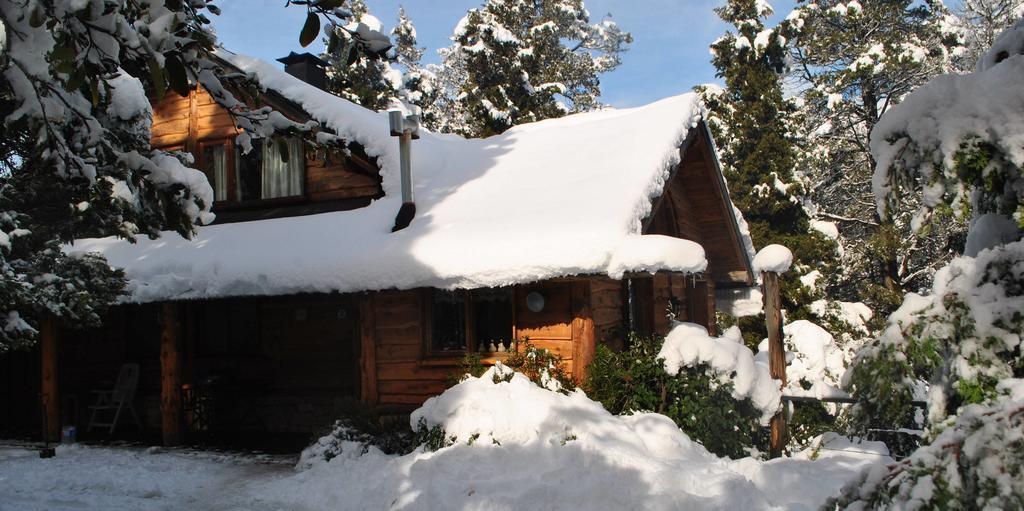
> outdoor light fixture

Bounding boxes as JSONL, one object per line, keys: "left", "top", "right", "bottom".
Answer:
{"left": 526, "top": 291, "right": 546, "bottom": 313}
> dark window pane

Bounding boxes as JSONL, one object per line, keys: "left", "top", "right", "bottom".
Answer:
{"left": 235, "top": 140, "right": 263, "bottom": 202}
{"left": 431, "top": 290, "right": 466, "bottom": 352}
{"left": 473, "top": 288, "right": 513, "bottom": 353}
{"left": 202, "top": 144, "right": 228, "bottom": 201}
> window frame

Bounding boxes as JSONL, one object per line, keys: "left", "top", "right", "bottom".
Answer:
{"left": 422, "top": 287, "right": 516, "bottom": 358}
{"left": 193, "top": 137, "right": 307, "bottom": 207}
{"left": 197, "top": 138, "right": 235, "bottom": 203}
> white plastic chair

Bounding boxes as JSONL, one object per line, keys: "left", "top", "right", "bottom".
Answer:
{"left": 87, "top": 363, "right": 143, "bottom": 434}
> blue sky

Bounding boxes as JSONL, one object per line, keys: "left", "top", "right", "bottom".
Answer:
{"left": 213, "top": 1, "right": 797, "bottom": 108}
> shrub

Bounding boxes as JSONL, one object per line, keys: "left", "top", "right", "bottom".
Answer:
{"left": 585, "top": 334, "right": 764, "bottom": 459}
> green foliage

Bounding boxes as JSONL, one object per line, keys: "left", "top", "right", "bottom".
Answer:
{"left": 847, "top": 241, "right": 1024, "bottom": 438}
{"left": 450, "top": 0, "right": 631, "bottom": 137}
{"left": 701, "top": 0, "right": 839, "bottom": 320}
{"left": 502, "top": 341, "right": 576, "bottom": 393}
{"left": 322, "top": 0, "right": 398, "bottom": 111}
{"left": 828, "top": 399, "right": 1024, "bottom": 510}
{"left": 412, "top": 417, "right": 456, "bottom": 452}
{"left": 585, "top": 335, "right": 763, "bottom": 459}
{"left": 448, "top": 340, "right": 575, "bottom": 392}
{"left": 448, "top": 352, "right": 487, "bottom": 386}
{"left": 788, "top": 402, "right": 837, "bottom": 449}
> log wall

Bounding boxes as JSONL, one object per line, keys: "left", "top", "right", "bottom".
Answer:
{"left": 368, "top": 280, "right": 597, "bottom": 410}
{"left": 150, "top": 87, "right": 383, "bottom": 207}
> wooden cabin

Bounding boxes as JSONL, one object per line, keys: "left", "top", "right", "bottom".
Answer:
{"left": 0, "top": 52, "right": 755, "bottom": 446}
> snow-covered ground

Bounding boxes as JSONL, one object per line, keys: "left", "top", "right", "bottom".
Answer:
{"left": 1, "top": 366, "right": 891, "bottom": 511}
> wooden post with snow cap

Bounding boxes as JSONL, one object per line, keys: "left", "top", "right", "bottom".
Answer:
{"left": 753, "top": 244, "right": 793, "bottom": 459}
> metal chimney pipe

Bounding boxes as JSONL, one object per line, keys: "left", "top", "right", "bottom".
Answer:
{"left": 389, "top": 110, "right": 420, "bottom": 232}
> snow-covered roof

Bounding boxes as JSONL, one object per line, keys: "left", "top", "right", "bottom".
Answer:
{"left": 70, "top": 50, "right": 742, "bottom": 303}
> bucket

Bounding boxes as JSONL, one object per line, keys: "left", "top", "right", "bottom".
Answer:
{"left": 61, "top": 425, "right": 76, "bottom": 444}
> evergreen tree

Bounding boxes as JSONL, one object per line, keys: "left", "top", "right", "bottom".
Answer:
{"left": 391, "top": 6, "right": 438, "bottom": 127}
{"left": 428, "top": 44, "right": 473, "bottom": 134}
{"left": 450, "top": 0, "right": 631, "bottom": 137}
{"left": 785, "top": 0, "right": 966, "bottom": 313}
{"left": 839, "top": 21, "right": 1024, "bottom": 508}
{"left": 700, "top": 0, "right": 837, "bottom": 343}
{"left": 323, "top": 0, "right": 399, "bottom": 111}
{"left": 953, "top": 0, "right": 1024, "bottom": 70}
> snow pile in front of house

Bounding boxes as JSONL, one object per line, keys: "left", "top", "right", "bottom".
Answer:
{"left": 658, "top": 323, "right": 781, "bottom": 423}
{"left": 69, "top": 51, "right": 715, "bottom": 302}
{"left": 266, "top": 366, "right": 887, "bottom": 511}
{"left": 0, "top": 371, "right": 891, "bottom": 511}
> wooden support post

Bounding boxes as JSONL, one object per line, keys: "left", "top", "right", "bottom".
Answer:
{"left": 359, "top": 294, "right": 378, "bottom": 406}
{"left": 571, "top": 281, "right": 596, "bottom": 382}
{"left": 159, "top": 302, "right": 183, "bottom": 446}
{"left": 40, "top": 317, "right": 60, "bottom": 443}
{"left": 764, "top": 271, "right": 787, "bottom": 458}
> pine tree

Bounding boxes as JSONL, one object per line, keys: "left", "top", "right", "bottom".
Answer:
{"left": 785, "top": 0, "right": 966, "bottom": 313}
{"left": 323, "top": 0, "right": 399, "bottom": 111}
{"left": 428, "top": 45, "right": 473, "bottom": 134}
{"left": 953, "top": 0, "right": 1024, "bottom": 70}
{"left": 391, "top": 6, "right": 438, "bottom": 127}
{"left": 450, "top": 0, "right": 632, "bottom": 137}
{"left": 701, "top": 0, "right": 837, "bottom": 343}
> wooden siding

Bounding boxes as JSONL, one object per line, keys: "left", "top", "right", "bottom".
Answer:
{"left": 150, "top": 87, "right": 383, "bottom": 209}
{"left": 645, "top": 128, "right": 752, "bottom": 287}
{"left": 368, "top": 281, "right": 597, "bottom": 410}
{"left": 369, "top": 290, "right": 448, "bottom": 408}
{"left": 590, "top": 277, "right": 624, "bottom": 351}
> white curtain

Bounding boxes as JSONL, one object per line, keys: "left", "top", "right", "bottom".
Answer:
{"left": 261, "top": 138, "right": 304, "bottom": 199}
{"left": 206, "top": 145, "right": 228, "bottom": 201}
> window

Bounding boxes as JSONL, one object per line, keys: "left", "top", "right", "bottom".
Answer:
{"left": 201, "top": 143, "right": 229, "bottom": 202}
{"left": 198, "top": 138, "right": 305, "bottom": 203}
{"left": 427, "top": 288, "right": 513, "bottom": 355}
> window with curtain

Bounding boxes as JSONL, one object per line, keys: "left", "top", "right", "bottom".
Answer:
{"left": 201, "top": 144, "right": 228, "bottom": 202}
{"left": 430, "top": 290, "right": 467, "bottom": 352}
{"left": 233, "top": 138, "right": 304, "bottom": 202}
{"left": 261, "top": 137, "right": 304, "bottom": 199}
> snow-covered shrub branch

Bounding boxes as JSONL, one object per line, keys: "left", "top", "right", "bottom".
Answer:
{"left": 587, "top": 324, "right": 780, "bottom": 458}
{"left": 872, "top": 19, "right": 1024, "bottom": 231}
{"left": 829, "top": 391, "right": 1024, "bottom": 509}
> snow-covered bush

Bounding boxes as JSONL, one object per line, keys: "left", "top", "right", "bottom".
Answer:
{"left": 828, "top": 390, "right": 1024, "bottom": 510}
{"left": 839, "top": 18, "right": 1024, "bottom": 509}
{"left": 755, "top": 319, "right": 865, "bottom": 448}
{"left": 847, "top": 239, "right": 1024, "bottom": 433}
{"left": 586, "top": 324, "right": 780, "bottom": 458}
{"left": 871, "top": 19, "right": 1024, "bottom": 230}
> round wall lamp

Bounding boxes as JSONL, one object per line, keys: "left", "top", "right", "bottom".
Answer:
{"left": 526, "top": 291, "right": 546, "bottom": 313}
